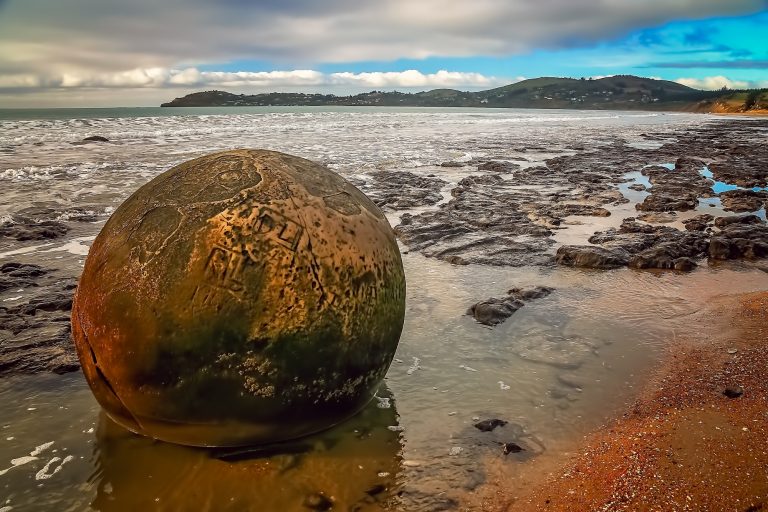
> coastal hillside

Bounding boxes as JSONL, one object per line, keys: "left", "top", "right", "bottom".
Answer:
{"left": 690, "top": 88, "right": 768, "bottom": 114}
{"left": 161, "top": 75, "right": 768, "bottom": 113}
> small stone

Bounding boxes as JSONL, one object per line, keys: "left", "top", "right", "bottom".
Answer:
{"left": 502, "top": 442, "right": 524, "bottom": 455}
{"left": 365, "top": 484, "right": 386, "bottom": 496}
{"left": 303, "top": 492, "right": 333, "bottom": 511}
{"left": 474, "top": 419, "right": 508, "bottom": 432}
{"left": 727, "top": 348, "right": 738, "bottom": 354}
{"left": 723, "top": 385, "right": 744, "bottom": 399}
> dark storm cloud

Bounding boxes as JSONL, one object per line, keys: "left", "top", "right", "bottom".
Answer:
{"left": 0, "top": 0, "right": 765, "bottom": 83}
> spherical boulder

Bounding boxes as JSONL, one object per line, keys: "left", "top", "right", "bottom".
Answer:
{"left": 72, "top": 149, "right": 406, "bottom": 447}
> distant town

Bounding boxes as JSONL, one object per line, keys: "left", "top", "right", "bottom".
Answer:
{"left": 162, "top": 75, "right": 768, "bottom": 113}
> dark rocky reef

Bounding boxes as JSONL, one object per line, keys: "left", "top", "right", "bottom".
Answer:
{"left": 0, "top": 205, "right": 104, "bottom": 242}
{"left": 558, "top": 216, "right": 767, "bottom": 271}
{"left": 0, "top": 217, "right": 68, "bottom": 241}
{"left": 467, "top": 286, "right": 553, "bottom": 326}
{"left": 391, "top": 119, "right": 768, "bottom": 271}
{"left": 555, "top": 245, "right": 629, "bottom": 269}
{"left": 719, "top": 189, "right": 768, "bottom": 213}
{"left": 684, "top": 214, "right": 714, "bottom": 232}
{"left": 0, "top": 263, "right": 79, "bottom": 375}
{"left": 636, "top": 157, "right": 712, "bottom": 212}
{"left": 476, "top": 160, "right": 520, "bottom": 174}
{"left": 709, "top": 151, "right": 768, "bottom": 189}
{"left": 395, "top": 174, "right": 555, "bottom": 266}
{"left": 364, "top": 170, "right": 447, "bottom": 210}
{"left": 709, "top": 222, "right": 768, "bottom": 260}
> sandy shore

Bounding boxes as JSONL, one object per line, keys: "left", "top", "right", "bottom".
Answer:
{"left": 487, "top": 290, "right": 768, "bottom": 511}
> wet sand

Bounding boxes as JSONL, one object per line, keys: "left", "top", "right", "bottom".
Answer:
{"left": 486, "top": 290, "right": 768, "bottom": 512}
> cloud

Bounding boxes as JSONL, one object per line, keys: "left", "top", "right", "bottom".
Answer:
{"left": 682, "top": 26, "right": 716, "bottom": 45}
{"left": 674, "top": 75, "right": 767, "bottom": 90}
{"left": 0, "top": 0, "right": 763, "bottom": 79}
{"left": 174, "top": 69, "right": 327, "bottom": 87}
{"left": 649, "top": 59, "right": 768, "bottom": 69}
{"left": 0, "top": 67, "right": 506, "bottom": 91}
{"left": 327, "top": 70, "right": 501, "bottom": 88}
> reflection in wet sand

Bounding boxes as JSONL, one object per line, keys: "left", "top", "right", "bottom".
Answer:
{"left": 89, "top": 385, "right": 402, "bottom": 511}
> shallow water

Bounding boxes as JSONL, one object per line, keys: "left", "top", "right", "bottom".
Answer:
{"left": 2, "top": 108, "right": 767, "bottom": 511}
{"left": 616, "top": 163, "right": 768, "bottom": 227}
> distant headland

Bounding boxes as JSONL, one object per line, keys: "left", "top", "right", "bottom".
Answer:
{"left": 161, "top": 75, "right": 768, "bottom": 114}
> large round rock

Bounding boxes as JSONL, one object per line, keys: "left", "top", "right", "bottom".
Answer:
{"left": 72, "top": 149, "right": 406, "bottom": 447}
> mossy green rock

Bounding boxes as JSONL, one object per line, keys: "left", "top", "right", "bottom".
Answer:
{"left": 72, "top": 150, "right": 406, "bottom": 447}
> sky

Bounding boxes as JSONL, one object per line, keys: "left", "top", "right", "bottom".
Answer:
{"left": 0, "top": 0, "right": 766, "bottom": 107}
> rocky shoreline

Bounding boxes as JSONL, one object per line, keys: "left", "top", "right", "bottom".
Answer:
{"left": 390, "top": 120, "right": 767, "bottom": 270}
{"left": 2, "top": 119, "right": 767, "bottom": 378}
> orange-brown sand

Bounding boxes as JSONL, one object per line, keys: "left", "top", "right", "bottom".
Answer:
{"left": 483, "top": 291, "right": 768, "bottom": 512}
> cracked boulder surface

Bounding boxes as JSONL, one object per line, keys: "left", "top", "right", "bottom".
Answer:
{"left": 71, "top": 149, "right": 406, "bottom": 447}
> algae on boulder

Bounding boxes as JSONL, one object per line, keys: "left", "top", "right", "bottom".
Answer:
{"left": 72, "top": 150, "right": 406, "bottom": 447}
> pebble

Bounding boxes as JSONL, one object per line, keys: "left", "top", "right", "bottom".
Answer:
{"left": 303, "top": 492, "right": 333, "bottom": 511}
{"left": 502, "top": 442, "right": 525, "bottom": 455}
{"left": 723, "top": 385, "right": 744, "bottom": 399}
{"left": 365, "top": 484, "right": 386, "bottom": 496}
{"left": 474, "top": 419, "right": 508, "bottom": 432}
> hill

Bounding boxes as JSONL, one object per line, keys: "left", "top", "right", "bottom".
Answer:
{"left": 161, "top": 75, "right": 768, "bottom": 113}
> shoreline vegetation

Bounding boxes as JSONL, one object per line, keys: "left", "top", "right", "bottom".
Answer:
{"left": 495, "top": 290, "right": 768, "bottom": 511}
{"left": 161, "top": 75, "right": 768, "bottom": 115}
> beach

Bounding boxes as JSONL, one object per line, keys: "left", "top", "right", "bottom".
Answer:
{"left": 498, "top": 290, "right": 768, "bottom": 511}
{"left": 1, "top": 107, "right": 767, "bottom": 511}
